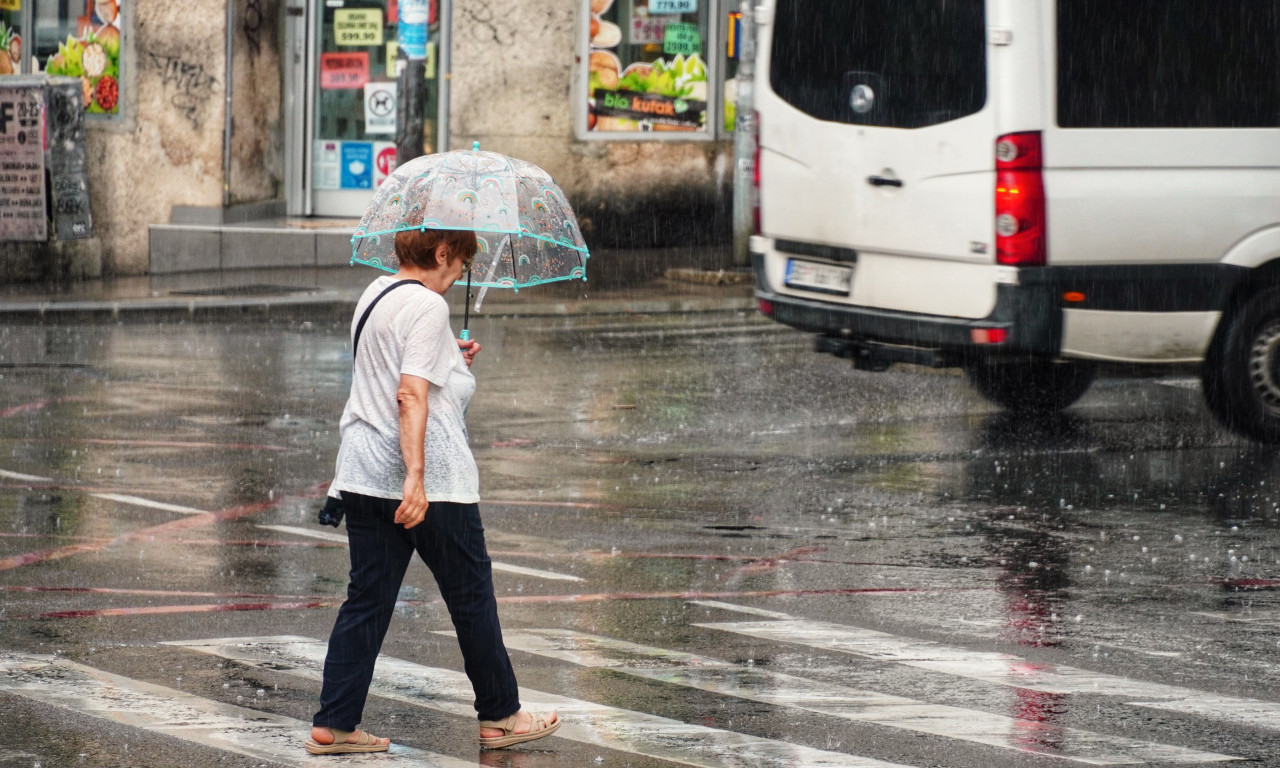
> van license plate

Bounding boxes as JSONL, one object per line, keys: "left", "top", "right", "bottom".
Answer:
{"left": 785, "top": 259, "right": 852, "bottom": 296}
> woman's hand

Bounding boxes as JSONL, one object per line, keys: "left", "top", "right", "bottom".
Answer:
{"left": 458, "top": 338, "right": 482, "bottom": 367}
{"left": 395, "top": 474, "right": 428, "bottom": 529}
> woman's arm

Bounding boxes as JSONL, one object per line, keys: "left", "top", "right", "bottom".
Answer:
{"left": 395, "top": 373, "right": 430, "bottom": 529}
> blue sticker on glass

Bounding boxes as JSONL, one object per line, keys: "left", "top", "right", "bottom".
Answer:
{"left": 340, "top": 142, "right": 374, "bottom": 189}
{"left": 398, "top": 0, "right": 429, "bottom": 59}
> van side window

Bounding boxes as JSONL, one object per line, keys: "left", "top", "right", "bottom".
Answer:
{"left": 769, "top": 0, "right": 985, "bottom": 129}
{"left": 1058, "top": 0, "right": 1280, "bottom": 129}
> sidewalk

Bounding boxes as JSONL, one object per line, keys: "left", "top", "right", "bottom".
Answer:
{"left": 0, "top": 264, "right": 757, "bottom": 321}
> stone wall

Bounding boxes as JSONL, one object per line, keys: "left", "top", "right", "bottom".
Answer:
{"left": 228, "top": 0, "right": 283, "bottom": 205}
{"left": 449, "top": 0, "right": 733, "bottom": 251}
{"left": 87, "top": 0, "right": 227, "bottom": 274}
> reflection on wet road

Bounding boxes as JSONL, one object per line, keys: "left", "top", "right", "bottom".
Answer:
{"left": 0, "top": 309, "right": 1278, "bottom": 767}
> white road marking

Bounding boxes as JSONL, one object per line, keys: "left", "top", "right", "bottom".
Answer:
{"left": 490, "top": 628, "right": 1238, "bottom": 765}
{"left": 690, "top": 599, "right": 793, "bottom": 619}
{"left": 256, "top": 524, "right": 348, "bottom": 543}
{"left": 167, "top": 635, "right": 923, "bottom": 768}
{"left": 92, "top": 493, "right": 209, "bottom": 516}
{"left": 1191, "top": 610, "right": 1280, "bottom": 625}
{"left": 0, "top": 652, "right": 473, "bottom": 767}
{"left": 0, "top": 468, "right": 52, "bottom": 482}
{"left": 256, "top": 524, "right": 584, "bottom": 582}
{"left": 696, "top": 608, "right": 1280, "bottom": 734}
{"left": 487, "top": 561, "right": 584, "bottom": 582}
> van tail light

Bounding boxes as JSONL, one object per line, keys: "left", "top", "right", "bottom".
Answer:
{"left": 751, "top": 111, "right": 762, "bottom": 235}
{"left": 995, "top": 131, "right": 1046, "bottom": 267}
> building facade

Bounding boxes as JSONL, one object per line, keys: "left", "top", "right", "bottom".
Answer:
{"left": 0, "top": 0, "right": 741, "bottom": 281}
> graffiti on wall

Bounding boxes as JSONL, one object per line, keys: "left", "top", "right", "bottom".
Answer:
{"left": 147, "top": 51, "right": 218, "bottom": 129}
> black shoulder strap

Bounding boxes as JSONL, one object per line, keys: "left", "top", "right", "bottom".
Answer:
{"left": 353, "top": 279, "right": 424, "bottom": 357}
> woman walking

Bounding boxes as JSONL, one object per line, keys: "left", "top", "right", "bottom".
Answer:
{"left": 306, "top": 226, "right": 560, "bottom": 755}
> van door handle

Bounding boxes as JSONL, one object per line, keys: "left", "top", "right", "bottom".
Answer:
{"left": 867, "top": 175, "right": 903, "bottom": 188}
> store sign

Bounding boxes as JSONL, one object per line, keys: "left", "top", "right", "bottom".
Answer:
{"left": 364, "top": 81, "right": 396, "bottom": 134}
{"left": 651, "top": 0, "right": 696, "bottom": 12}
{"left": 0, "top": 87, "right": 47, "bottom": 242}
{"left": 334, "top": 9, "right": 384, "bottom": 46}
{"left": 320, "top": 52, "right": 370, "bottom": 89}
{"left": 0, "top": 0, "right": 20, "bottom": 11}
{"left": 596, "top": 90, "right": 705, "bottom": 127}
{"left": 663, "top": 23, "right": 702, "bottom": 56}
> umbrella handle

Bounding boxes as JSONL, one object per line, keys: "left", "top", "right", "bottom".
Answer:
{"left": 460, "top": 329, "right": 470, "bottom": 341}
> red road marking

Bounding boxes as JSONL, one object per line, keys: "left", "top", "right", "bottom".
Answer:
{"left": 18, "top": 586, "right": 962, "bottom": 620}
{"left": 176, "top": 538, "right": 345, "bottom": 548}
{"left": 0, "top": 484, "right": 328, "bottom": 572}
{"left": 0, "top": 399, "right": 51, "bottom": 418}
{"left": 1, "top": 585, "right": 332, "bottom": 600}
{"left": 23, "top": 438, "right": 290, "bottom": 452}
{"left": 37, "top": 601, "right": 332, "bottom": 619}
{"left": 1216, "top": 578, "right": 1280, "bottom": 590}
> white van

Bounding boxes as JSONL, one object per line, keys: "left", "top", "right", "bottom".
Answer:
{"left": 749, "top": 0, "right": 1280, "bottom": 441}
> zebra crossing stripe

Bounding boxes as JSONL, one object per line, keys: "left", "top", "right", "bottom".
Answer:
{"left": 695, "top": 610, "right": 1280, "bottom": 734}
{"left": 255, "top": 524, "right": 585, "bottom": 582}
{"left": 0, "top": 652, "right": 473, "bottom": 768}
{"left": 488, "top": 628, "right": 1238, "bottom": 765}
{"left": 166, "top": 635, "right": 924, "bottom": 768}
{"left": 92, "top": 493, "right": 209, "bottom": 515}
{"left": 0, "top": 468, "right": 52, "bottom": 482}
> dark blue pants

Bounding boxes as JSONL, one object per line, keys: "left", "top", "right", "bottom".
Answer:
{"left": 313, "top": 493, "right": 520, "bottom": 730}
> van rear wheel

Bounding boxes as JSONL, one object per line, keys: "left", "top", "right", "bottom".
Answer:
{"left": 964, "top": 357, "right": 1096, "bottom": 413}
{"left": 1202, "top": 287, "right": 1280, "bottom": 443}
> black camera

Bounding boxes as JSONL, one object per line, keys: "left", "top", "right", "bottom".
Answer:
{"left": 317, "top": 495, "right": 345, "bottom": 527}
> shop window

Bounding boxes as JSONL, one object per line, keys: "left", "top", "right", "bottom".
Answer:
{"left": 0, "top": 0, "right": 123, "bottom": 117}
{"left": 580, "top": 0, "right": 738, "bottom": 140}
{"left": 0, "top": 7, "right": 22, "bottom": 76}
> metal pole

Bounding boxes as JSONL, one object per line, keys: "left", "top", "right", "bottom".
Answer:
{"left": 731, "top": 0, "right": 757, "bottom": 267}
{"left": 395, "top": 0, "right": 429, "bottom": 164}
{"left": 222, "top": 1, "right": 235, "bottom": 208}
{"left": 395, "top": 58, "right": 427, "bottom": 162}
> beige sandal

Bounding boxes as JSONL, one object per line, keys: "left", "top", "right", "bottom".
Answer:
{"left": 304, "top": 727, "right": 390, "bottom": 754}
{"left": 478, "top": 710, "right": 560, "bottom": 749}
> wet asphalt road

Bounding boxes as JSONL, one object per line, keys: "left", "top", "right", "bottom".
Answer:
{"left": 0, "top": 299, "right": 1278, "bottom": 768}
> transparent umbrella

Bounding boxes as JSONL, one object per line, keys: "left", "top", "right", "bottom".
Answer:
{"left": 351, "top": 143, "right": 590, "bottom": 318}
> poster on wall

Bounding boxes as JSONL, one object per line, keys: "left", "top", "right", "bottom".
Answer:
{"left": 44, "top": 0, "right": 123, "bottom": 115}
{"left": 0, "top": 86, "right": 48, "bottom": 241}
{"left": 586, "top": 0, "right": 708, "bottom": 133}
{"left": 0, "top": 16, "right": 22, "bottom": 75}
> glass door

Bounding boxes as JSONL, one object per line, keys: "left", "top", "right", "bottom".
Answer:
{"left": 308, "top": 0, "right": 446, "bottom": 217}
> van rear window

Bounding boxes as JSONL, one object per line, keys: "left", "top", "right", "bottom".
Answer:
{"left": 1058, "top": 0, "right": 1280, "bottom": 128}
{"left": 768, "top": 0, "right": 986, "bottom": 128}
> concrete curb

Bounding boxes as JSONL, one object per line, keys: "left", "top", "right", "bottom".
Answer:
{"left": 0, "top": 286, "right": 758, "bottom": 322}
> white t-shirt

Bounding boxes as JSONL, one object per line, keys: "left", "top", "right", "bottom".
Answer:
{"left": 329, "top": 276, "right": 479, "bottom": 503}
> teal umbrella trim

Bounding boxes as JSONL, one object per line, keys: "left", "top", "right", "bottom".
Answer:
{"left": 350, "top": 224, "right": 589, "bottom": 255}
{"left": 350, "top": 256, "right": 588, "bottom": 289}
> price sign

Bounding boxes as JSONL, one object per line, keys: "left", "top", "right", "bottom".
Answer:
{"left": 631, "top": 16, "right": 667, "bottom": 44}
{"left": 651, "top": 0, "right": 697, "bottom": 13}
{"left": 320, "top": 52, "right": 370, "bottom": 89}
{"left": 663, "top": 22, "right": 702, "bottom": 56}
{"left": 334, "top": 9, "right": 384, "bottom": 46}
